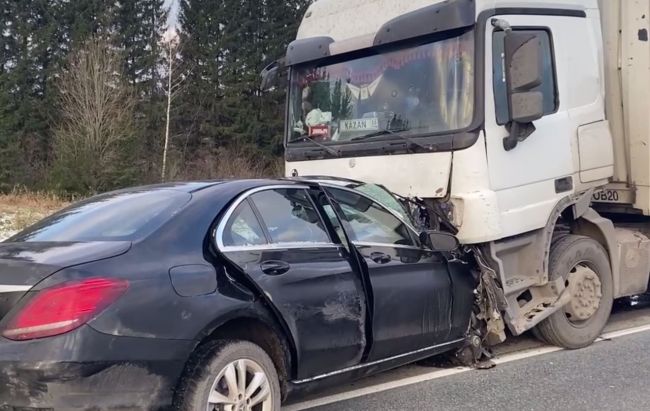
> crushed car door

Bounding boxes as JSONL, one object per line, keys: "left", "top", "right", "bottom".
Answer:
{"left": 324, "top": 187, "right": 454, "bottom": 361}
{"left": 216, "top": 186, "right": 367, "bottom": 380}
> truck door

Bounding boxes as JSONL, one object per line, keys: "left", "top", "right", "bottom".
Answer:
{"left": 483, "top": 12, "right": 601, "bottom": 235}
{"left": 217, "top": 186, "right": 367, "bottom": 380}
{"left": 323, "top": 187, "right": 454, "bottom": 361}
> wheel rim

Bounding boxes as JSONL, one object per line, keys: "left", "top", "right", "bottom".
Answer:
{"left": 564, "top": 263, "right": 603, "bottom": 324}
{"left": 207, "top": 359, "right": 273, "bottom": 411}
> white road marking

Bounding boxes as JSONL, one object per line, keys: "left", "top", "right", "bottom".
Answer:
{"left": 284, "top": 323, "right": 650, "bottom": 411}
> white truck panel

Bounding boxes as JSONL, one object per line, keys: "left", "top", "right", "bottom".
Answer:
{"left": 600, "top": 0, "right": 650, "bottom": 214}
{"left": 298, "top": 0, "right": 597, "bottom": 42}
{"left": 287, "top": 153, "right": 453, "bottom": 199}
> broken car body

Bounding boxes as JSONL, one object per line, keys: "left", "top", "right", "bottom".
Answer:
{"left": 0, "top": 179, "right": 473, "bottom": 410}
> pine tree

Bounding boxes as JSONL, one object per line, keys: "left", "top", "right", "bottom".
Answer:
{"left": 177, "top": 0, "right": 228, "bottom": 153}
{"left": 113, "top": 0, "right": 167, "bottom": 90}
{"left": 218, "top": 0, "right": 265, "bottom": 146}
{"left": 63, "top": 0, "right": 113, "bottom": 46}
{"left": 0, "top": 0, "right": 66, "bottom": 188}
{"left": 257, "top": 0, "right": 311, "bottom": 153}
{"left": 0, "top": 0, "right": 117, "bottom": 189}
{"left": 113, "top": 0, "right": 168, "bottom": 179}
{"left": 174, "top": 0, "right": 311, "bottom": 174}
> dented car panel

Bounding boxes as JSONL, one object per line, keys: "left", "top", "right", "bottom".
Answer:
{"left": 355, "top": 243, "right": 454, "bottom": 361}
{"left": 221, "top": 247, "right": 368, "bottom": 380}
{"left": 0, "top": 325, "right": 192, "bottom": 410}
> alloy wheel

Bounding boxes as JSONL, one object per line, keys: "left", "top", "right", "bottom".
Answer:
{"left": 207, "top": 359, "right": 273, "bottom": 411}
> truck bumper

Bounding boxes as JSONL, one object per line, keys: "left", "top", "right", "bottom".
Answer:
{"left": 0, "top": 325, "right": 194, "bottom": 410}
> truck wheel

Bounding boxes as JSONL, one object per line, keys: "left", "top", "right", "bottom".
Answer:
{"left": 535, "top": 235, "right": 613, "bottom": 349}
{"left": 175, "top": 340, "right": 281, "bottom": 411}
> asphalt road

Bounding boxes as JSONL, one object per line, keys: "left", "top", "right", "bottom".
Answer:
{"left": 307, "top": 330, "right": 650, "bottom": 411}
{"left": 285, "top": 302, "right": 650, "bottom": 411}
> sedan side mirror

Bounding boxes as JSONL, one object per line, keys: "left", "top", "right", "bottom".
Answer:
{"left": 419, "top": 231, "right": 460, "bottom": 252}
{"left": 260, "top": 59, "right": 286, "bottom": 91}
{"left": 503, "top": 31, "right": 544, "bottom": 151}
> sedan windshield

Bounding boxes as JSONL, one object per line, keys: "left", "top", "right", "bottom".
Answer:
{"left": 10, "top": 190, "right": 191, "bottom": 242}
{"left": 288, "top": 30, "right": 474, "bottom": 144}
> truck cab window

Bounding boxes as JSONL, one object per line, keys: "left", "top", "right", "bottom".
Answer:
{"left": 492, "top": 28, "right": 558, "bottom": 125}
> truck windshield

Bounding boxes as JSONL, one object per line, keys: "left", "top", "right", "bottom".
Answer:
{"left": 288, "top": 30, "right": 474, "bottom": 145}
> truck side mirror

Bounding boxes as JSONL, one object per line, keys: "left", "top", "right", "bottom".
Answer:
{"left": 503, "top": 32, "right": 544, "bottom": 151}
{"left": 419, "top": 231, "right": 460, "bottom": 252}
{"left": 260, "top": 59, "right": 286, "bottom": 91}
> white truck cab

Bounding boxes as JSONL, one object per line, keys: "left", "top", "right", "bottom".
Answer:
{"left": 264, "top": 0, "right": 650, "bottom": 350}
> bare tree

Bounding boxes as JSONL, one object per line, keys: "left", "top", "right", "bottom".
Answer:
{"left": 161, "top": 30, "right": 186, "bottom": 182}
{"left": 53, "top": 38, "right": 136, "bottom": 192}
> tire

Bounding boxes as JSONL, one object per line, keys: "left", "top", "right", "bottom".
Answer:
{"left": 534, "top": 235, "right": 614, "bottom": 349}
{"left": 175, "top": 340, "right": 281, "bottom": 411}
{"left": 530, "top": 325, "right": 548, "bottom": 344}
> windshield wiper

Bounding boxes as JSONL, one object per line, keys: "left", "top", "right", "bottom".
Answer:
{"left": 291, "top": 135, "right": 341, "bottom": 157}
{"left": 352, "top": 128, "right": 432, "bottom": 152}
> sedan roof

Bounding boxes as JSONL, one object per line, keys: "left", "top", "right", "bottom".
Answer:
{"left": 107, "top": 177, "right": 372, "bottom": 198}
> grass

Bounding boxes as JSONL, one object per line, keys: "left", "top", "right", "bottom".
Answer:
{"left": 0, "top": 190, "right": 70, "bottom": 238}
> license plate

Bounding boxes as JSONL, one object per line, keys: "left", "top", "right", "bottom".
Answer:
{"left": 592, "top": 189, "right": 632, "bottom": 204}
{"left": 340, "top": 118, "right": 379, "bottom": 133}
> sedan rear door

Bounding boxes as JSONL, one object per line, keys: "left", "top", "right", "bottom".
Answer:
{"left": 216, "top": 185, "right": 368, "bottom": 380}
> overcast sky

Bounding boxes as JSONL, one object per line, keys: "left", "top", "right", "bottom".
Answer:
{"left": 163, "top": 0, "right": 180, "bottom": 29}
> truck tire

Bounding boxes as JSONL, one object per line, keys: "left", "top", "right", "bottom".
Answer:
{"left": 535, "top": 235, "right": 613, "bottom": 349}
{"left": 175, "top": 340, "right": 281, "bottom": 411}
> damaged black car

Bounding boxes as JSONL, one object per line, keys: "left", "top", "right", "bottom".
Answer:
{"left": 0, "top": 177, "right": 474, "bottom": 410}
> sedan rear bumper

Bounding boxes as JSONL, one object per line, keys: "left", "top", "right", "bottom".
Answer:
{"left": 0, "top": 326, "right": 195, "bottom": 410}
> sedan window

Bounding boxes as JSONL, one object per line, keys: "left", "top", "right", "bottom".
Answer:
{"left": 251, "top": 189, "right": 331, "bottom": 245}
{"left": 222, "top": 200, "right": 268, "bottom": 247}
{"left": 354, "top": 183, "right": 413, "bottom": 226}
{"left": 328, "top": 188, "right": 415, "bottom": 246}
{"left": 11, "top": 190, "right": 191, "bottom": 242}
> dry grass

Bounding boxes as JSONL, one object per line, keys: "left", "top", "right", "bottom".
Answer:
{"left": 0, "top": 190, "right": 70, "bottom": 239}
{"left": 0, "top": 147, "right": 282, "bottom": 241}
{"left": 167, "top": 146, "right": 283, "bottom": 181}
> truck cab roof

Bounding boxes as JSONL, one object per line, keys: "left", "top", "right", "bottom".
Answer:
{"left": 297, "top": 0, "right": 598, "bottom": 45}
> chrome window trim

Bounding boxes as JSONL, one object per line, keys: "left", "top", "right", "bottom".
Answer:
{"left": 0, "top": 285, "right": 31, "bottom": 293}
{"left": 220, "top": 243, "right": 342, "bottom": 253}
{"left": 353, "top": 241, "right": 424, "bottom": 251}
{"left": 291, "top": 338, "right": 464, "bottom": 384}
{"left": 215, "top": 184, "right": 339, "bottom": 252}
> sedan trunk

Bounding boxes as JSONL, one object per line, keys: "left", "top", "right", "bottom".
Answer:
{"left": 0, "top": 241, "right": 131, "bottom": 322}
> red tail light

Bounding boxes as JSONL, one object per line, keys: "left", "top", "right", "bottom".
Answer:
{"left": 2, "top": 278, "right": 129, "bottom": 341}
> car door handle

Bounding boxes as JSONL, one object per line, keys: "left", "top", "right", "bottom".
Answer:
{"left": 370, "top": 252, "right": 392, "bottom": 264}
{"left": 260, "top": 261, "right": 291, "bottom": 276}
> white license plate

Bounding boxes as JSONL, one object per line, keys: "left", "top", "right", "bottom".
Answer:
{"left": 592, "top": 189, "right": 631, "bottom": 204}
{"left": 340, "top": 118, "right": 379, "bottom": 133}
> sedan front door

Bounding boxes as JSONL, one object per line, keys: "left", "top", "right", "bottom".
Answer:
{"left": 324, "top": 187, "right": 454, "bottom": 361}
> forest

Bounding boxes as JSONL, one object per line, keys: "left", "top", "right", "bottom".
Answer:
{"left": 0, "top": 0, "right": 311, "bottom": 194}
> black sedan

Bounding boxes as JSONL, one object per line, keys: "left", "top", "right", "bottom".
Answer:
{"left": 0, "top": 178, "right": 474, "bottom": 410}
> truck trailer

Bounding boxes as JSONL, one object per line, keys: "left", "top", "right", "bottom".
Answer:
{"left": 263, "top": 0, "right": 650, "bottom": 350}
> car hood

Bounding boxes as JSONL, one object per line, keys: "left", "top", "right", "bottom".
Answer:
{"left": 0, "top": 241, "right": 132, "bottom": 287}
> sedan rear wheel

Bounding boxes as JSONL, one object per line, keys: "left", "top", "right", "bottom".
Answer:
{"left": 207, "top": 358, "right": 273, "bottom": 411}
{"left": 176, "top": 340, "right": 281, "bottom": 411}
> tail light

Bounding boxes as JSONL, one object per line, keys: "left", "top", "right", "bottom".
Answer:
{"left": 2, "top": 278, "right": 129, "bottom": 341}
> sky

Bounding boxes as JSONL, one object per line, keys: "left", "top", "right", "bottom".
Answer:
{"left": 163, "top": 0, "right": 181, "bottom": 29}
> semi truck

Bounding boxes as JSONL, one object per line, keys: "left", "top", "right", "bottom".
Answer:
{"left": 262, "top": 0, "right": 650, "bottom": 351}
